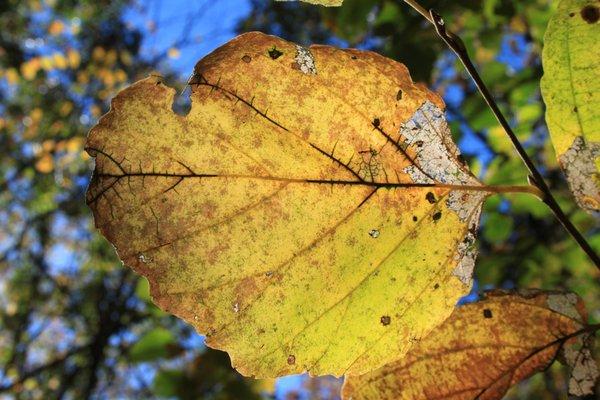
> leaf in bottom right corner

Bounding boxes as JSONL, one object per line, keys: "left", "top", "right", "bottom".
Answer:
{"left": 341, "top": 290, "right": 599, "bottom": 400}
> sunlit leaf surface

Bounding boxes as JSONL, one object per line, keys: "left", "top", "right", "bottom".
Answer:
{"left": 541, "top": 0, "right": 600, "bottom": 215}
{"left": 342, "top": 290, "right": 598, "bottom": 399}
{"left": 86, "top": 32, "right": 492, "bottom": 377}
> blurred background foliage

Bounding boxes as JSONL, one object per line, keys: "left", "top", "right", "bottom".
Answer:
{"left": 0, "top": 0, "right": 597, "bottom": 399}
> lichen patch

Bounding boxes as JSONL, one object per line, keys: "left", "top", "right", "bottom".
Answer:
{"left": 400, "top": 101, "right": 475, "bottom": 186}
{"left": 399, "top": 101, "right": 485, "bottom": 287}
{"left": 547, "top": 293, "right": 581, "bottom": 321}
{"left": 563, "top": 335, "right": 599, "bottom": 396}
{"left": 451, "top": 222, "right": 479, "bottom": 287}
{"left": 294, "top": 45, "right": 317, "bottom": 75}
{"left": 558, "top": 136, "right": 600, "bottom": 216}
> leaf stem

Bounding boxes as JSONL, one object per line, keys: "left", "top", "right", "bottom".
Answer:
{"left": 401, "top": 1, "right": 600, "bottom": 269}
{"left": 487, "top": 185, "right": 544, "bottom": 199}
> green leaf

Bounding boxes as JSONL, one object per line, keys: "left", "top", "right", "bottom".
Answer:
{"left": 129, "top": 327, "right": 176, "bottom": 362}
{"left": 153, "top": 370, "right": 185, "bottom": 397}
{"left": 541, "top": 0, "right": 600, "bottom": 215}
{"left": 483, "top": 212, "right": 514, "bottom": 244}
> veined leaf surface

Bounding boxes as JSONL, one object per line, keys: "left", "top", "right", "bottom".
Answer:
{"left": 86, "top": 32, "right": 491, "bottom": 377}
{"left": 342, "top": 290, "right": 599, "bottom": 399}
{"left": 541, "top": 0, "right": 600, "bottom": 215}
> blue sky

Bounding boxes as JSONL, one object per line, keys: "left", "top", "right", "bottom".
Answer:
{"left": 124, "top": 0, "right": 252, "bottom": 79}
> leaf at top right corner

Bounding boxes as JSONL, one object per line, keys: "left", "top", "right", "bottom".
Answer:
{"left": 540, "top": 0, "right": 600, "bottom": 216}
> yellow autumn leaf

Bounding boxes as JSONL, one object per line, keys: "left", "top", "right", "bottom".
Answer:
{"left": 85, "top": 32, "right": 537, "bottom": 378}
{"left": 541, "top": 0, "right": 600, "bottom": 215}
{"left": 48, "top": 20, "right": 64, "bottom": 36}
{"left": 5, "top": 68, "right": 19, "bottom": 84}
{"left": 35, "top": 154, "right": 54, "bottom": 174}
{"left": 276, "top": 0, "right": 343, "bottom": 6}
{"left": 92, "top": 46, "right": 106, "bottom": 62}
{"left": 67, "top": 49, "right": 81, "bottom": 69}
{"left": 342, "top": 290, "right": 599, "bottom": 399}
{"left": 105, "top": 49, "right": 118, "bottom": 66}
{"left": 52, "top": 52, "right": 68, "bottom": 70}
{"left": 21, "top": 58, "right": 41, "bottom": 80}
{"left": 40, "top": 56, "right": 54, "bottom": 71}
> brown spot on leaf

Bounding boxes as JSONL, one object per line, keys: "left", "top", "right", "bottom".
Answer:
{"left": 396, "top": 89, "right": 403, "bottom": 101}
{"left": 483, "top": 309, "right": 493, "bottom": 318}
{"left": 373, "top": 118, "right": 381, "bottom": 128}
{"left": 242, "top": 55, "right": 252, "bottom": 63}
{"left": 380, "top": 316, "right": 391, "bottom": 326}
{"left": 287, "top": 354, "right": 296, "bottom": 365}
{"left": 432, "top": 211, "right": 442, "bottom": 221}
{"left": 412, "top": 215, "right": 418, "bottom": 222}
{"left": 434, "top": 283, "right": 440, "bottom": 290}
{"left": 425, "top": 192, "right": 436, "bottom": 204}
{"left": 581, "top": 5, "right": 599, "bottom": 23}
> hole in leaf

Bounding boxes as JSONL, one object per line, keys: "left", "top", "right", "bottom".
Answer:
{"left": 268, "top": 46, "right": 283, "bottom": 60}
{"left": 581, "top": 5, "right": 599, "bottom": 23}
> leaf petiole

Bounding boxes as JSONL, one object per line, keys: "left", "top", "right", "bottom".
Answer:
{"left": 401, "top": 0, "right": 600, "bottom": 269}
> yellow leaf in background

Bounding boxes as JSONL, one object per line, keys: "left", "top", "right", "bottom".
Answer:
{"left": 100, "top": 69, "right": 116, "bottom": 87}
{"left": 92, "top": 46, "right": 106, "bottom": 62}
{"left": 48, "top": 20, "right": 64, "bottom": 36}
{"left": 52, "top": 52, "right": 68, "bottom": 70}
{"left": 42, "top": 140, "right": 55, "bottom": 152}
{"left": 120, "top": 50, "right": 133, "bottom": 66}
{"left": 35, "top": 154, "right": 54, "bottom": 174}
{"left": 5, "top": 68, "right": 19, "bottom": 84}
{"left": 342, "top": 290, "right": 598, "bottom": 399}
{"left": 77, "top": 71, "right": 89, "bottom": 84}
{"left": 21, "top": 58, "right": 41, "bottom": 80}
{"left": 59, "top": 101, "right": 74, "bottom": 117}
{"left": 86, "top": 32, "right": 495, "bottom": 378}
{"left": 105, "top": 49, "right": 118, "bottom": 66}
{"left": 167, "top": 47, "right": 181, "bottom": 59}
{"left": 90, "top": 105, "right": 102, "bottom": 117}
{"left": 541, "top": 0, "right": 600, "bottom": 215}
{"left": 114, "top": 69, "right": 127, "bottom": 83}
{"left": 275, "top": 0, "right": 343, "bottom": 6}
{"left": 30, "top": 108, "right": 43, "bottom": 122}
{"left": 66, "top": 137, "right": 84, "bottom": 153}
{"left": 40, "top": 56, "right": 54, "bottom": 71}
{"left": 67, "top": 49, "right": 81, "bottom": 69}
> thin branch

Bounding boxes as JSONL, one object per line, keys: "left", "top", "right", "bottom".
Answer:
{"left": 401, "top": 1, "right": 600, "bottom": 269}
